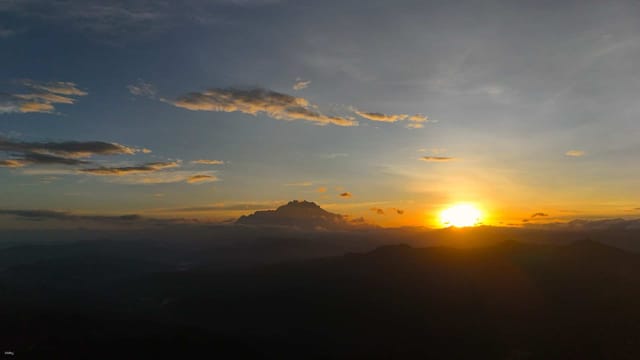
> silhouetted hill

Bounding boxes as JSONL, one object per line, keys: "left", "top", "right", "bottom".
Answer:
{"left": 4, "top": 240, "right": 640, "bottom": 358}
{"left": 236, "top": 200, "right": 353, "bottom": 229}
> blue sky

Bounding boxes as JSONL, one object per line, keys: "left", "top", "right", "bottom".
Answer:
{"left": 1, "top": 0, "right": 640, "bottom": 227}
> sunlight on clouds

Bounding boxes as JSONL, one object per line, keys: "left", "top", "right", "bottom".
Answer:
{"left": 168, "top": 87, "right": 358, "bottom": 127}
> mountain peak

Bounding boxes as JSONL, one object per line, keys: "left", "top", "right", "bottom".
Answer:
{"left": 236, "top": 200, "right": 349, "bottom": 229}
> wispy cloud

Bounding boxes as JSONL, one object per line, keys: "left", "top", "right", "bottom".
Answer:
{"left": 531, "top": 212, "right": 549, "bottom": 218}
{"left": 0, "top": 137, "right": 147, "bottom": 169}
{"left": 339, "top": 192, "right": 353, "bottom": 198}
{"left": 1, "top": 80, "right": 87, "bottom": 114}
{"left": 352, "top": 108, "right": 429, "bottom": 129}
{"left": 353, "top": 109, "right": 408, "bottom": 122}
{"left": 408, "top": 114, "right": 428, "bottom": 123}
{"left": 160, "top": 201, "right": 284, "bottom": 213}
{"left": 0, "top": 159, "right": 28, "bottom": 168}
{"left": 17, "top": 152, "right": 88, "bottom": 166}
{"left": 0, "top": 0, "right": 279, "bottom": 39}
{"left": 187, "top": 174, "right": 218, "bottom": 184}
{"left": 420, "top": 156, "right": 456, "bottom": 162}
{"left": 0, "top": 209, "right": 140, "bottom": 222}
{"left": 166, "top": 87, "right": 358, "bottom": 127}
{"left": 0, "top": 138, "right": 139, "bottom": 158}
{"left": 191, "top": 159, "right": 224, "bottom": 165}
{"left": 0, "top": 208, "right": 200, "bottom": 226}
{"left": 80, "top": 161, "right": 180, "bottom": 175}
{"left": 292, "top": 78, "right": 311, "bottom": 90}
{"left": 565, "top": 150, "right": 585, "bottom": 157}
{"left": 127, "top": 79, "right": 157, "bottom": 98}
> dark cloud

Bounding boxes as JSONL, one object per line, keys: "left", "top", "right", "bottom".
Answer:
{"left": 339, "top": 192, "right": 352, "bottom": 198}
{"left": 391, "top": 208, "right": 405, "bottom": 215}
{"left": 166, "top": 202, "right": 283, "bottom": 212}
{"left": 0, "top": 137, "right": 147, "bottom": 169}
{"left": 0, "top": 209, "right": 142, "bottom": 223}
{"left": 420, "top": 156, "right": 456, "bottom": 162}
{"left": 18, "top": 152, "right": 88, "bottom": 166}
{"left": 168, "top": 87, "right": 358, "bottom": 127}
{"left": 80, "top": 161, "right": 180, "bottom": 175}
{"left": 371, "top": 208, "right": 385, "bottom": 215}
{"left": 531, "top": 212, "right": 549, "bottom": 218}
{"left": 0, "top": 138, "right": 138, "bottom": 158}
{"left": 0, "top": 0, "right": 278, "bottom": 38}
{"left": 186, "top": 174, "right": 217, "bottom": 183}
{"left": 524, "top": 218, "right": 640, "bottom": 231}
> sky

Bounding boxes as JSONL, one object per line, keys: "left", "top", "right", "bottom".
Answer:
{"left": 1, "top": 0, "right": 640, "bottom": 228}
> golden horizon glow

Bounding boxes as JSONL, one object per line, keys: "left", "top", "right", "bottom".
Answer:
{"left": 440, "top": 204, "right": 482, "bottom": 227}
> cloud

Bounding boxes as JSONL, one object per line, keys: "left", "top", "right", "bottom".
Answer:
{"left": 353, "top": 109, "right": 408, "bottom": 122}
{"left": 21, "top": 80, "right": 87, "bottom": 96}
{"left": 531, "top": 212, "right": 549, "bottom": 218}
{"left": 191, "top": 159, "right": 224, "bottom": 165}
{"left": 0, "top": 138, "right": 139, "bottom": 158}
{"left": 127, "top": 79, "right": 157, "bottom": 97}
{"left": 17, "top": 152, "right": 88, "bottom": 166}
{"left": 293, "top": 79, "right": 311, "bottom": 90}
{"left": 0, "top": 159, "right": 28, "bottom": 167}
{"left": 164, "top": 201, "right": 283, "bottom": 212}
{"left": 0, "top": 208, "right": 199, "bottom": 227}
{"left": 408, "top": 114, "right": 428, "bottom": 123}
{"left": 420, "top": 156, "right": 456, "bottom": 162}
{"left": 80, "top": 161, "right": 180, "bottom": 175}
{"left": 352, "top": 108, "right": 428, "bottom": 128}
{"left": 565, "top": 150, "right": 585, "bottom": 157}
{"left": 167, "top": 87, "right": 358, "bottom": 127}
{"left": 316, "top": 186, "right": 327, "bottom": 193}
{"left": 371, "top": 207, "right": 404, "bottom": 215}
{"left": 187, "top": 174, "right": 218, "bottom": 184}
{"left": 0, "top": 138, "right": 147, "bottom": 169}
{"left": 0, "top": 1, "right": 279, "bottom": 39}
{"left": 0, "top": 209, "right": 143, "bottom": 223}
{"left": 339, "top": 192, "right": 352, "bottom": 198}
{"left": 1, "top": 80, "right": 87, "bottom": 114}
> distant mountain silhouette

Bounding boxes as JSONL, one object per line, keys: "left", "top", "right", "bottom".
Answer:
{"left": 236, "top": 200, "right": 352, "bottom": 229}
{"left": 6, "top": 237, "right": 640, "bottom": 358}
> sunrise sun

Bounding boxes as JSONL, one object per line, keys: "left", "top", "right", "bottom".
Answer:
{"left": 440, "top": 204, "right": 482, "bottom": 227}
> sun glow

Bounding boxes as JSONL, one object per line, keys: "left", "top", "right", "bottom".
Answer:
{"left": 440, "top": 204, "right": 482, "bottom": 227}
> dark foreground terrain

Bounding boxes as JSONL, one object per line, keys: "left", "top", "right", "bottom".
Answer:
{"left": 2, "top": 239, "right": 640, "bottom": 359}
